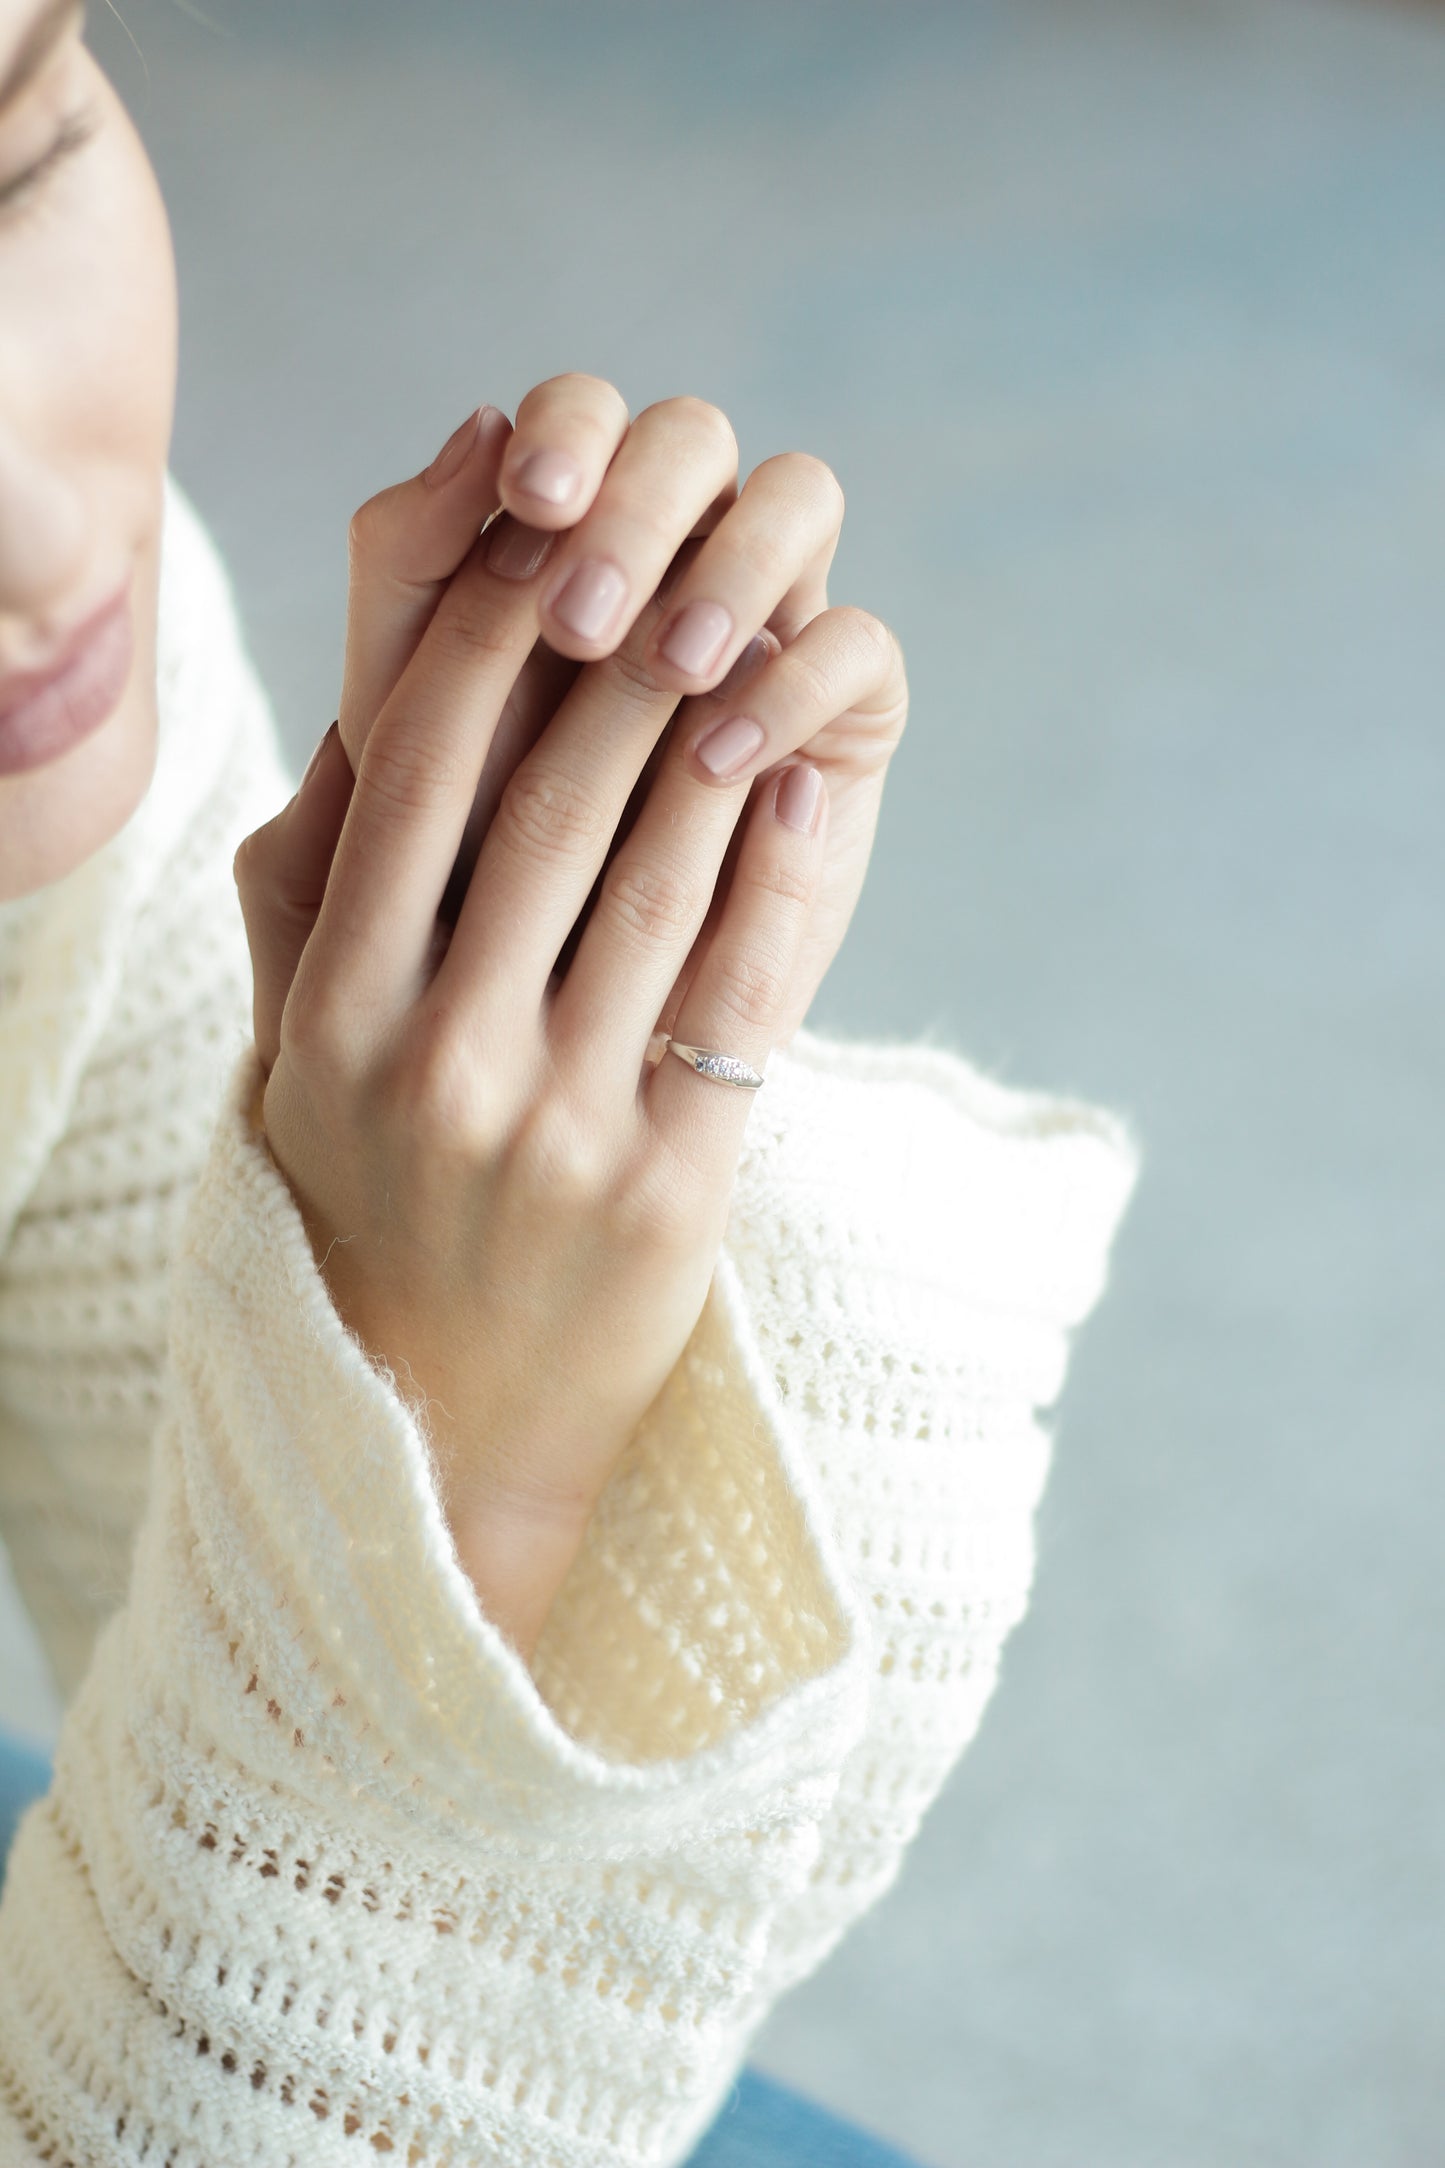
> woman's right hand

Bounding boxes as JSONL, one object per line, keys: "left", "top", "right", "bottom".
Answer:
{"left": 234, "top": 390, "right": 901, "bottom": 1662}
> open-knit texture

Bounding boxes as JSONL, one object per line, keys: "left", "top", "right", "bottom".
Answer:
{"left": 0, "top": 474, "right": 1138, "bottom": 2164}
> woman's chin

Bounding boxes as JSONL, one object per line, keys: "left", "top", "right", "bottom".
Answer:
{"left": 1, "top": 527, "right": 163, "bottom": 903}
{"left": 0, "top": 681, "right": 159, "bottom": 902}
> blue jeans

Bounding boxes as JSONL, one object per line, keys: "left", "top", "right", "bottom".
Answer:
{"left": 0, "top": 1727, "right": 920, "bottom": 2165}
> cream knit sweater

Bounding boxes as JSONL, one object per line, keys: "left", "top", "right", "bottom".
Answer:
{"left": 0, "top": 474, "right": 1138, "bottom": 2167}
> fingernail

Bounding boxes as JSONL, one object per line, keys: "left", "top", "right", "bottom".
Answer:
{"left": 425, "top": 406, "right": 483, "bottom": 488}
{"left": 693, "top": 714, "right": 765, "bottom": 780}
{"left": 486, "top": 516, "right": 557, "bottom": 581}
{"left": 708, "top": 632, "right": 771, "bottom": 701}
{"left": 512, "top": 448, "right": 583, "bottom": 506}
{"left": 659, "top": 600, "right": 733, "bottom": 678}
{"left": 775, "top": 762, "right": 822, "bottom": 834}
{"left": 300, "top": 718, "right": 340, "bottom": 790}
{"left": 550, "top": 557, "right": 628, "bottom": 642}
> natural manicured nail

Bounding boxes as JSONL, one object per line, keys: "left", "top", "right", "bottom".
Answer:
{"left": 775, "top": 762, "right": 822, "bottom": 833}
{"left": 486, "top": 517, "right": 557, "bottom": 581}
{"left": 708, "top": 633, "right": 771, "bottom": 701}
{"left": 659, "top": 600, "right": 733, "bottom": 678}
{"left": 512, "top": 448, "right": 583, "bottom": 505}
{"left": 425, "top": 406, "right": 483, "bottom": 488}
{"left": 550, "top": 557, "right": 628, "bottom": 642}
{"left": 693, "top": 714, "right": 766, "bottom": 780}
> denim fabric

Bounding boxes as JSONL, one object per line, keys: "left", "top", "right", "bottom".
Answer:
{"left": 0, "top": 1725, "right": 50, "bottom": 1897}
{"left": 680, "top": 2066, "right": 924, "bottom": 2166}
{"left": 0, "top": 1727, "right": 920, "bottom": 2164}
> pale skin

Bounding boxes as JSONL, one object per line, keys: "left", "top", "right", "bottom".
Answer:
{"left": 1, "top": 1, "right": 911, "bottom": 1664}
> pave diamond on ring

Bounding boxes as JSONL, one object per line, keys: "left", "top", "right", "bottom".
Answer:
{"left": 664, "top": 1040, "right": 766, "bottom": 1091}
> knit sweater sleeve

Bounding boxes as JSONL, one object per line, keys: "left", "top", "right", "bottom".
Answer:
{"left": 703, "top": 1029, "right": 1140, "bottom": 2028}
{"left": 528, "top": 1024, "right": 1139, "bottom": 2052}
{"left": 0, "top": 1002, "right": 1135, "bottom": 2165}
{"left": 0, "top": 1040, "right": 869, "bottom": 2167}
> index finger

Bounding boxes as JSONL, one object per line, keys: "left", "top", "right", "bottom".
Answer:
{"left": 303, "top": 530, "right": 553, "bottom": 1025}
{"left": 339, "top": 404, "right": 515, "bottom": 770}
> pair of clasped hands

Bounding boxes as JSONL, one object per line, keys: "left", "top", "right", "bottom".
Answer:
{"left": 234, "top": 376, "right": 909, "bottom": 1662}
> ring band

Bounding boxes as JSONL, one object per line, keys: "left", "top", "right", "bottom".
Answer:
{"left": 663, "top": 1038, "right": 766, "bottom": 1091}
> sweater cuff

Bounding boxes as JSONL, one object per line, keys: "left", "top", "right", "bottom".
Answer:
{"left": 730, "top": 1023, "right": 1139, "bottom": 1347}
{"left": 162, "top": 1044, "right": 868, "bottom": 1844}
{"left": 531, "top": 1024, "right": 1135, "bottom": 1785}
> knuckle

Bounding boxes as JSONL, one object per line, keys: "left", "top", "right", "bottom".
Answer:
{"left": 552, "top": 370, "right": 625, "bottom": 406}
{"left": 727, "top": 518, "right": 794, "bottom": 589}
{"left": 346, "top": 494, "right": 382, "bottom": 562}
{"left": 602, "top": 855, "right": 700, "bottom": 947}
{"left": 398, "top": 1010, "right": 497, "bottom": 1153}
{"left": 762, "top": 449, "right": 845, "bottom": 522}
{"left": 743, "top": 846, "right": 815, "bottom": 911}
{"left": 231, "top": 824, "right": 266, "bottom": 898}
{"left": 836, "top": 608, "right": 910, "bottom": 737}
{"left": 655, "top": 394, "right": 738, "bottom": 462}
{"left": 495, "top": 764, "right": 609, "bottom": 865}
{"left": 787, "top": 641, "right": 840, "bottom": 713}
{"left": 279, "top": 964, "right": 358, "bottom": 1080}
{"left": 709, "top": 943, "right": 789, "bottom": 1032}
{"left": 358, "top": 728, "right": 468, "bottom": 822}
{"left": 511, "top": 1093, "right": 609, "bottom": 1205}
{"left": 838, "top": 603, "right": 895, "bottom": 668}
{"left": 435, "top": 601, "right": 518, "bottom": 671}
{"left": 600, "top": 639, "right": 668, "bottom": 702}
{"left": 525, "top": 373, "right": 630, "bottom": 432}
{"left": 346, "top": 485, "right": 409, "bottom": 570}
{"left": 232, "top": 819, "right": 313, "bottom": 926}
{"left": 348, "top": 490, "right": 434, "bottom": 602}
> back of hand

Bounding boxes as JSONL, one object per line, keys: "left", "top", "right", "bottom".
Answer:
{"left": 233, "top": 376, "right": 909, "bottom": 1660}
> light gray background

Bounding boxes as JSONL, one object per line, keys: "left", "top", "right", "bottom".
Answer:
{"left": 2, "top": 2, "right": 1442, "bottom": 2161}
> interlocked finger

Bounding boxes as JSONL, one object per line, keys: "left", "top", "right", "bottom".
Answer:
{"left": 435, "top": 589, "right": 779, "bottom": 1036}
{"left": 530, "top": 395, "right": 740, "bottom": 661}
{"left": 542, "top": 605, "right": 888, "bottom": 1100}
{"left": 644, "top": 759, "right": 826, "bottom": 1172}
{"left": 301, "top": 523, "right": 554, "bottom": 1022}
{"left": 643, "top": 450, "right": 844, "bottom": 692}
{"left": 338, "top": 404, "right": 514, "bottom": 764}
{"left": 494, "top": 371, "right": 632, "bottom": 525}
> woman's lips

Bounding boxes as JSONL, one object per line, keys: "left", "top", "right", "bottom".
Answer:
{"left": 0, "top": 578, "right": 136, "bottom": 778}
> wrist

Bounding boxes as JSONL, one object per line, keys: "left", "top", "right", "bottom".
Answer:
{"left": 447, "top": 1490, "right": 596, "bottom": 1666}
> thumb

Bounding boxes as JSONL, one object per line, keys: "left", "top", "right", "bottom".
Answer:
{"left": 233, "top": 720, "right": 355, "bottom": 1076}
